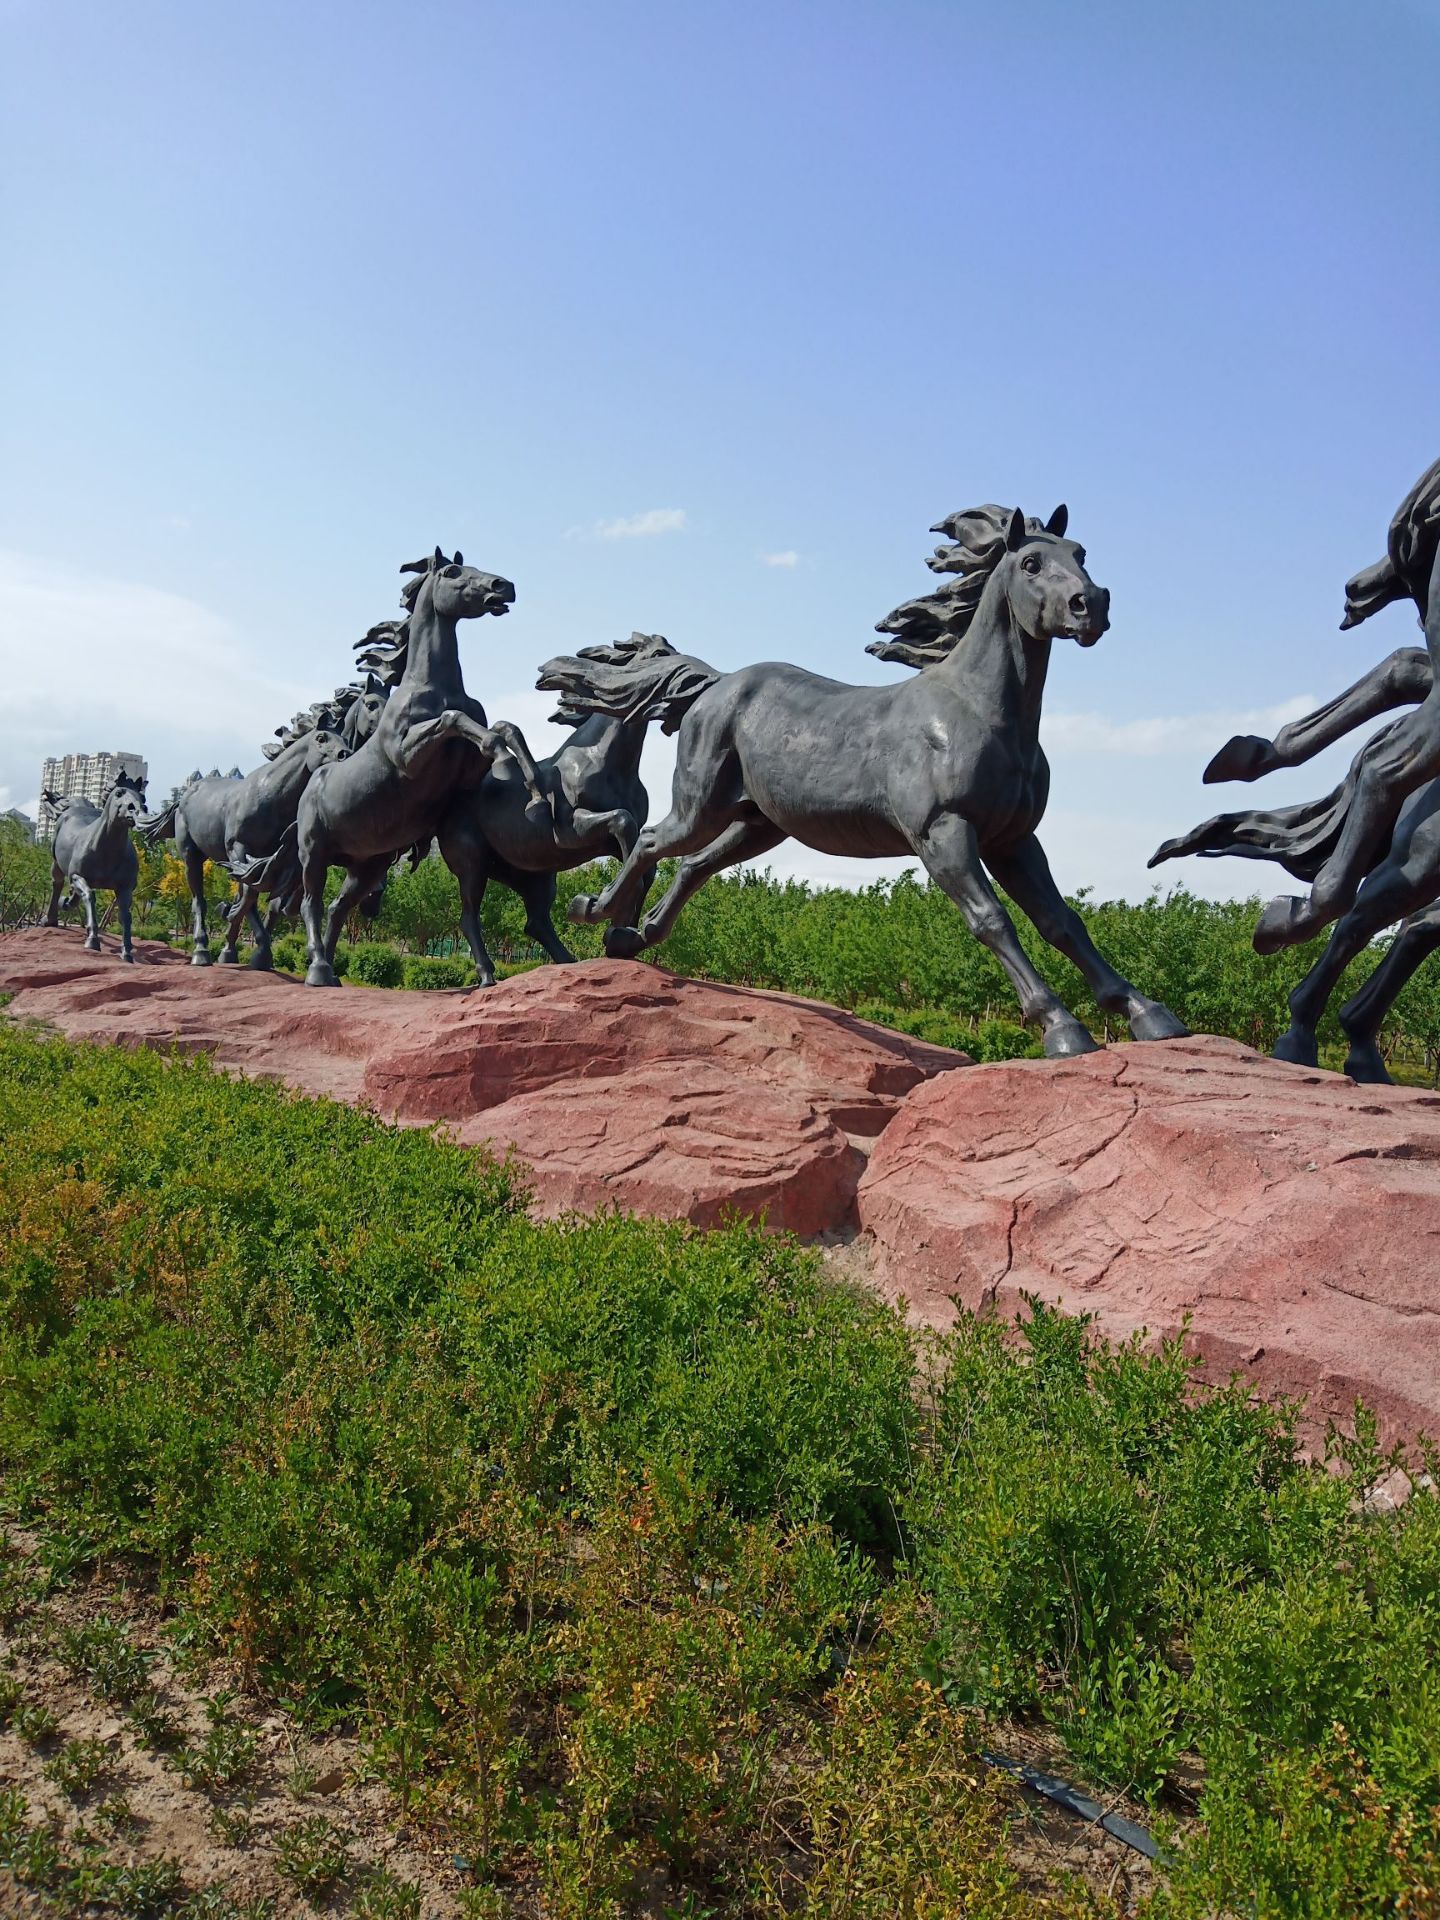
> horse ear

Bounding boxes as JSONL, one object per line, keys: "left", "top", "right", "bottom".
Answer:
{"left": 1046, "top": 503, "right": 1069, "bottom": 537}
{"left": 432, "top": 545, "right": 445, "bottom": 568}
{"left": 453, "top": 550, "right": 463, "bottom": 566}
{"left": 1005, "top": 507, "right": 1028, "bottom": 551}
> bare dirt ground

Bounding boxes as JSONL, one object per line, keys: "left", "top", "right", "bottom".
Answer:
{"left": 0, "top": 1525, "right": 468, "bottom": 1918}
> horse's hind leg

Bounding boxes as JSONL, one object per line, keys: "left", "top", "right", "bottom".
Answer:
{"left": 1336, "top": 910, "right": 1440, "bottom": 1083}
{"left": 439, "top": 831, "right": 498, "bottom": 986}
{"left": 913, "top": 817, "right": 1096, "bottom": 1057}
{"left": 45, "top": 863, "right": 64, "bottom": 928}
{"left": 321, "top": 859, "right": 392, "bottom": 982}
{"left": 987, "top": 833, "right": 1188, "bottom": 1044}
{"left": 515, "top": 870, "right": 577, "bottom": 967}
{"left": 637, "top": 821, "right": 785, "bottom": 949}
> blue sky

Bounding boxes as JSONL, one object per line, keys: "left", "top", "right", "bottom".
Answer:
{"left": 2, "top": 0, "right": 1437, "bottom": 900}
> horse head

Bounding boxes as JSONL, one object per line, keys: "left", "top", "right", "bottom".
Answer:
{"left": 304, "top": 726, "right": 350, "bottom": 771}
{"left": 342, "top": 680, "right": 388, "bottom": 749}
{"left": 985, "top": 505, "right": 1110, "bottom": 649}
{"left": 399, "top": 547, "right": 515, "bottom": 623}
{"left": 105, "top": 771, "right": 148, "bottom": 825}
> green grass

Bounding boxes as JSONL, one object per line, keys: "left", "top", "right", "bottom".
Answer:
{"left": 1, "top": 1023, "right": 1438, "bottom": 1915}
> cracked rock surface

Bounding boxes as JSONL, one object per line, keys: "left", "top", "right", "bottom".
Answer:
{"left": 857, "top": 1033, "right": 1440, "bottom": 1449}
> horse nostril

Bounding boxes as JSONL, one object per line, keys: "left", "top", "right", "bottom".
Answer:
{"left": 1069, "top": 593, "right": 1089, "bottom": 616}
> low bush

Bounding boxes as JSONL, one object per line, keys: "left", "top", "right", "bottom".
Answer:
{"left": 401, "top": 953, "right": 474, "bottom": 990}
{"left": 347, "top": 942, "right": 405, "bottom": 987}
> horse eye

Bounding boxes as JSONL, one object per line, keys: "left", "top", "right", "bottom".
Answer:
{"left": 442, "top": 564, "right": 464, "bottom": 578}
{"left": 1022, "top": 554, "right": 1042, "bottom": 574}
{"left": 1074, "top": 548, "right": 1086, "bottom": 566}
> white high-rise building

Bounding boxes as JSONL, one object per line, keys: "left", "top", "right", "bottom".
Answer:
{"left": 37, "top": 751, "right": 148, "bottom": 841}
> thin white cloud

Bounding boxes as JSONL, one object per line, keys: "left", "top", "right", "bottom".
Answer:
{"left": 1043, "top": 695, "right": 1317, "bottom": 758}
{"left": 0, "top": 549, "right": 313, "bottom": 809}
{"left": 582, "top": 507, "right": 688, "bottom": 541}
{"left": 761, "top": 550, "right": 799, "bottom": 569}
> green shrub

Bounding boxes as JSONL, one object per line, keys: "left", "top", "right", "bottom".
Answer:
{"left": 269, "top": 933, "right": 306, "bottom": 973}
{"left": 348, "top": 942, "right": 404, "bottom": 987}
{"left": 3, "top": 1026, "right": 1440, "bottom": 1913}
{"left": 402, "top": 953, "right": 474, "bottom": 990}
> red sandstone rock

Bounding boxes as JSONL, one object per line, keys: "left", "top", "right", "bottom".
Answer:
{"left": 0, "top": 927, "right": 963, "bottom": 1234}
{"left": 857, "top": 1032, "right": 1440, "bottom": 1448}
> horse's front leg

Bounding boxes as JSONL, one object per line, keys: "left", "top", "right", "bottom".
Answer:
{"left": 911, "top": 818, "right": 1098, "bottom": 1057}
{"left": 1338, "top": 908, "right": 1440, "bottom": 1083}
{"left": 73, "top": 879, "right": 101, "bottom": 953}
{"left": 483, "top": 720, "right": 550, "bottom": 817}
{"left": 45, "top": 863, "right": 64, "bottom": 928}
{"left": 116, "top": 888, "right": 136, "bottom": 963}
{"left": 1204, "top": 648, "right": 1431, "bottom": 784}
{"left": 1275, "top": 845, "right": 1440, "bottom": 1068}
{"left": 566, "top": 806, "right": 639, "bottom": 859}
{"left": 987, "top": 833, "right": 1188, "bottom": 1044}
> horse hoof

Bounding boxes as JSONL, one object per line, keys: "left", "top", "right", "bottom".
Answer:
{"left": 1129, "top": 1003, "right": 1189, "bottom": 1043}
{"left": 603, "top": 926, "right": 648, "bottom": 960}
{"left": 1253, "top": 895, "right": 1311, "bottom": 955}
{"left": 191, "top": 950, "right": 213, "bottom": 968}
{"left": 84, "top": 939, "right": 102, "bottom": 954}
{"left": 305, "top": 961, "right": 337, "bottom": 988}
{"left": 120, "top": 952, "right": 136, "bottom": 965}
{"left": 1272, "top": 1026, "right": 1319, "bottom": 1068}
{"left": 469, "top": 975, "right": 497, "bottom": 991}
{"left": 1343, "top": 1043, "right": 1393, "bottom": 1086}
{"left": 1042, "top": 1020, "right": 1099, "bottom": 1059}
{"left": 1203, "top": 734, "right": 1280, "bottom": 785}
{"left": 247, "top": 953, "right": 274, "bottom": 973}
{"left": 217, "top": 950, "right": 240, "bottom": 966}
{"left": 567, "top": 894, "right": 597, "bottom": 925}
{"left": 525, "top": 796, "right": 553, "bottom": 821}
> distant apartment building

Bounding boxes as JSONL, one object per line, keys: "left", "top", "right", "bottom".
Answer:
{"left": 2, "top": 807, "right": 36, "bottom": 841}
{"left": 37, "top": 750, "right": 148, "bottom": 840}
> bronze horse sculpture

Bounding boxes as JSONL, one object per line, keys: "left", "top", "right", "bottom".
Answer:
{"left": 248, "top": 549, "right": 551, "bottom": 986}
{"left": 43, "top": 771, "right": 148, "bottom": 962}
{"left": 1152, "top": 456, "right": 1440, "bottom": 1080}
{"left": 546, "top": 503, "right": 1188, "bottom": 1057}
{"left": 436, "top": 632, "right": 683, "bottom": 985}
{"left": 140, "top": 725, "right": 350, "bottom": 970}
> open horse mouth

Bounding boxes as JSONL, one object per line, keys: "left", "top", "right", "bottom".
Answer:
{"left": 1066, "top": 625, "right": 1105, "bottom": 648}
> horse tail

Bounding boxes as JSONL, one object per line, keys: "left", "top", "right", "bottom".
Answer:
{"left": 138, "top": 800, "right": 179, "bottom": 846}
{"left": 232, "top": 822, "right": 301, "bottom": 898}
{"left": 536, "top": 633, "right": 720, "bottom": 736}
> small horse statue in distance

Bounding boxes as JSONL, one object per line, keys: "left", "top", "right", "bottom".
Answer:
{"left": 545, "top": 502, "right": 1188, "bottom": 1057}
{"left": 43, "top": 770, "right": 148, "bottom": 962}
{"left": 139, "top": 724, "right": 350, "bottom": 969}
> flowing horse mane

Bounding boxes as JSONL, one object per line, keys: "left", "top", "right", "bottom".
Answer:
{"left": 868, "top": 504, "right": 1058, "bottom": 670}
{"left": 539, "top": 633, "right": 718, "bottom": 734}
{"left": 1341, "top": 457, "right": 1440, "bottom": 630}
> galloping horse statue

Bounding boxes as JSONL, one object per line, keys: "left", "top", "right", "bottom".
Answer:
{"left": 550, "top": 503, "right": 1188, "bottom": 1057}
{"left": 43, "top": 770, "right": 148, "bottom": 962}
{"left": 436, "top": 632, "right": 676, "bottom": 984}
{"left": 248, "top": 548, "right": 550, "bottom": 987}
{"left": 1152, "top": 456, "right": 1440, "bottom": 1080}
{"left": 140, "top": 725, "right": 350, "bottom": 969}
